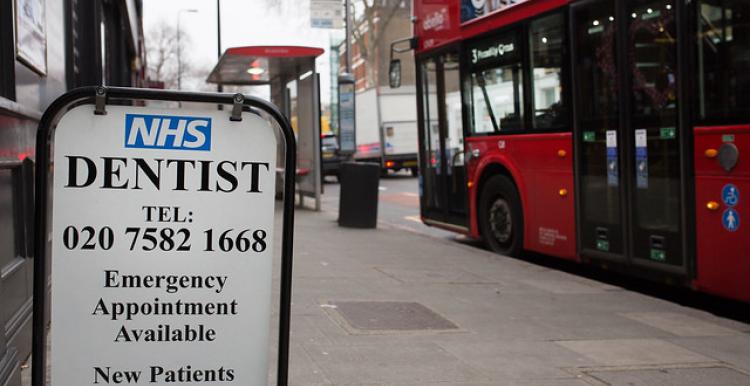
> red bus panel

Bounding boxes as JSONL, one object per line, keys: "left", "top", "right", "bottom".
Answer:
{"left": 414, "top": 0, "right": 461, "bottom": 52}
{"left": 693, "top": 125, "right": 750, "bottom": 302}
{"left": 467, "top": 133, "right": 576, "bottom": 260}
{"left": 414, "top": 0, "right": 570, "bottom": 54}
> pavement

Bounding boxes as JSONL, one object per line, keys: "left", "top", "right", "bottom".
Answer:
{"left": 266, "top": 175, "right": 750, "bottom": 385}
{"left": 23, "top": 174, "right": 750, "bottom": 385}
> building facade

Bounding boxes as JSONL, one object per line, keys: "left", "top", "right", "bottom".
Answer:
{"left": 338, "top": 0, "right": 415, "bottom": 91}
{"left": 0, "top": 1, "right": 146, "bottom": 384}
{"left": 337, "top": 1, "right": 420, "bottom": 170}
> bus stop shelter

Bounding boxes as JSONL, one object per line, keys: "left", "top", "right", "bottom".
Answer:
{"left": 207, "top": 45, "right": 323, "bottom": 210}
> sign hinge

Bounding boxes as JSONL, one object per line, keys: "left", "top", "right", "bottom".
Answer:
{"left": 230, "top": 93, "right": 244, "bottom": 121}
{"left": 94, "top": 87, "right": 107, "bottom": 115}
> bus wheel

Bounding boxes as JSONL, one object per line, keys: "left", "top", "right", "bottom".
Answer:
{"left": 410, "top": 167, "right": 418, "bottom": 177}
{"left": 479, "top": 175, "right": 523, "bottom": 257}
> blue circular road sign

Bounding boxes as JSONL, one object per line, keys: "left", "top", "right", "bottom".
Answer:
{"left": 722, "top": 184, "right": 739, "bottom": 207}
{"left": 722, "top": 208, "right": 740, "bottom": 232}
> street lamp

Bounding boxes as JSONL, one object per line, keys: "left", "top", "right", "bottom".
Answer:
{"left": 177, "top": 8, "right": 198, "bottom": 91}
{"left": 217, "top": 0, "right": 222, "bottom": 93}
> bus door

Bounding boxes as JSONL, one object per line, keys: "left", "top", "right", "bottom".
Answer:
{"left": 418, "top": 51, "right": 469, "bottom": 228}
{"left": 571, "top": 0, "right": 686, "bottom": 273}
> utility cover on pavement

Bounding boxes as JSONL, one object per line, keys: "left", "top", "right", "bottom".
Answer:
{"left": 333, "top": 301, "right": 458, "bottom": 331}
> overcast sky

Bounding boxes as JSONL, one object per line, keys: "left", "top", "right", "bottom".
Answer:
{"left": 143, "top": 0, "right": 344, "bottom": 104}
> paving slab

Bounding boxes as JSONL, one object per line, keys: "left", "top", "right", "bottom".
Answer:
{"left": 671, "top": 334, "right": 750, "bottom": 372}
{"left": 520, "top": 277, "right": 619, "bottom": 295}
{"left": 584, "top": 366, "right": 750, "bottom": 386}
{"left": 374, "top": 267, "right": 497, "bottom": 285}
{"left": 622, "top": 312, "right": 741, "bottom": 337}
{"left": 437, "top": 340, "right": 592, "bottom": 380}
{"left": 555, "top": 338, "right": 715, "bottom": 367}
{"left": 287, "top": 343, "right": 331, "bottom": 385}
{"left": 301, "top": 342, "right": 487, "bottom": 384}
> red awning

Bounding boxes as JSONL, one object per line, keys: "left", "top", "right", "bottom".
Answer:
{"left": 207, "top": 45, "right": 325, "bottom": 85}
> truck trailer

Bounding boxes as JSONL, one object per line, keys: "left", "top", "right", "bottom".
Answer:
{"left": 354, "top": 86, "right": 419, "bottom": 175}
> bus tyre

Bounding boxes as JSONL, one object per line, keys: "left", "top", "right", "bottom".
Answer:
{"left": 479, "top": 175, "right": 523, "bottom": 257}
{"left": 411, "top": 167, "right": 418, "bottom": 177}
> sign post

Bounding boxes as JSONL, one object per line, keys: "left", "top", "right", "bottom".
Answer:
{"left": 32, "top": 87, "right": 296, "bottom": 385}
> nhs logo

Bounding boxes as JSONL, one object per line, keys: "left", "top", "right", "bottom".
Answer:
{"left": 124, "top": 114, "right": 212, "bottom": 151}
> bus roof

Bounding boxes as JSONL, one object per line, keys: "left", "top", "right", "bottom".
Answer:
{"left": 414, "top": 0, "right": 568, "bottom": 54}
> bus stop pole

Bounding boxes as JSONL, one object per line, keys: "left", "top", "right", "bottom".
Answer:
{"left": 216, "top": 0, "right": 224, "bottom": 110}
{"left": 345, "top": 0, "right": 351, "bottom": 73}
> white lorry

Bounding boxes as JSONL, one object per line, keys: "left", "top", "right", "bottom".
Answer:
{"left": 354, "top": 86, "right": 419, "bottom": 175}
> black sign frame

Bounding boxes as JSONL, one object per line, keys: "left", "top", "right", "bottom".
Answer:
{"left": 31, "top": 86, "right": 296, "bottom": 386}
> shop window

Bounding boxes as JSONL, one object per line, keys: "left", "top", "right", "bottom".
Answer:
{"left": 0, "top": 0, "right": 15, "bottom": 100}
{"left": 0, "top": 160, "right": 33, "bottom": 269}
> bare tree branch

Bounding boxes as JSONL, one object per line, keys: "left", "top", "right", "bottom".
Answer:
{"left": 371, "top": 0, "right": 403, "bottom": 48}
{"left": 350, "top": 0, "right": 406, "bottom": 86}
{"left": 145, "top": 20, "right": 195, "bottom": 89}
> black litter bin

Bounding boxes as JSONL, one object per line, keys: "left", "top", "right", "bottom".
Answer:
{"left": 338, "top": 162, "right": 379, "bottom": 228}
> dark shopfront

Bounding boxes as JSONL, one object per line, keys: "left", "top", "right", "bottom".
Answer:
{"left": 0, "top": 1, "right": 146, "bottom": 384}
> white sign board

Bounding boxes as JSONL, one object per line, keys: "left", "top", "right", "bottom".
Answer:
{"left": 50, "top": 105, "right": 277, "bottom": 385}
{"left": 311, "top": 0, "right": 343, "bottom": 29}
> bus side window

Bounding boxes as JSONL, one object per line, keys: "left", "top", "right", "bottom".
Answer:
{"left": 467, "top": 30, "right": 524, "bottom": 134}
{"left": 697, "top": 0, "right": 750, "bottom": 124}
{"left": 529, "top": 13, "right": 568, "bottom": 130}
{"left": 470, "top": 65, "right": 525, "bottom": 133}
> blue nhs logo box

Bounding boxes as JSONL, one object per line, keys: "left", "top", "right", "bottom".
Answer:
{"left": 124, "top": 114, "right": 212, "bottom": 151}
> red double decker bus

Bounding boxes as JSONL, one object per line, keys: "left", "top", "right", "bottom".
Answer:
{"left": 396, "top": 0, "right": 750, "bottom": 302}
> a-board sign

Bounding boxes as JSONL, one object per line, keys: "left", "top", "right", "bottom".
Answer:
{"left": 34, "top": 88, "right": 296, "bottom": 386}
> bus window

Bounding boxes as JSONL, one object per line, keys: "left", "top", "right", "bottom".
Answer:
{"left": 467, "top": 31, "right": 523, "bottom": 134}
{"left": 421, "top": 57, "right": 441, "bottom": 208}
{"left": 470, "top": 70, "right": 499, "bottom": 134}
{"left": 572, "top": 0, "right": 623, "bottom": 254}
{"left": 628, "top": 0, "right": 682, "bottom": 264}
{"left": 697, "top": 0, "right": 750, "bottom": 124}
{"left": 444, "top": 53, "right": 464, "bottom": 169}
{"left": 470, "top": 65, "right": 524, "bottom": 133}
{"left": 630, "top": 2, "right": 677, "bottom": 121}
{"left": 529, "top": 13, "right": 567, "bottom": 130}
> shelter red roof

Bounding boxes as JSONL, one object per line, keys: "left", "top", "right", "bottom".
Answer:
{"left": 207, "top": 45, "right": 324, "bottom": 85}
